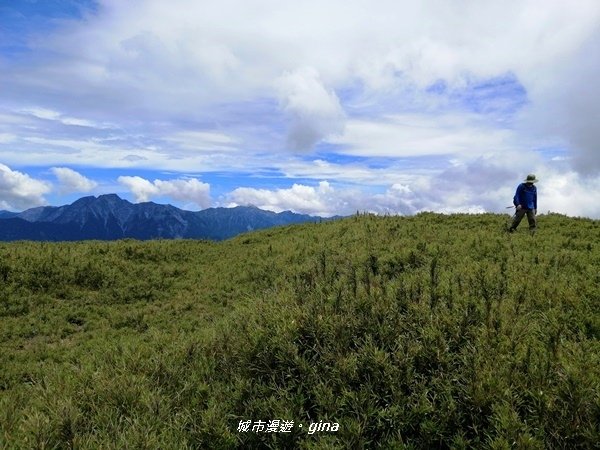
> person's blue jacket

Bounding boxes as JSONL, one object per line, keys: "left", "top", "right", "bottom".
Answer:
{"left": 513, "top": 183, "right": 537, "bottom": 210}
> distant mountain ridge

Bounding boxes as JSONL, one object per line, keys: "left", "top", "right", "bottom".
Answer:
{"left": 0, "top": 210, "right": 18, "bottom": 219}
{"left": 0, "top": 194, "right": 330, "bottom": 241}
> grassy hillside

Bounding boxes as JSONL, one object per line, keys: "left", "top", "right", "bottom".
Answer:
{"left": 0, "top": 213, "right": 598, "bottom": 449}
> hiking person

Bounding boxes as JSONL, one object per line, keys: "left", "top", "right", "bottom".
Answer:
{"left": 508, "top": 174, "right": 538, "bottom": 233}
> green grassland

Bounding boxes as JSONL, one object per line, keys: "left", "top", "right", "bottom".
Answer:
{"left": 0, "top": 213, "right": 598, "bottom": 449}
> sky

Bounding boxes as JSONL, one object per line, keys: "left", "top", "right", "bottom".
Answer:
{"left": 1, "top": 0, "right": 599, "bottom": 217}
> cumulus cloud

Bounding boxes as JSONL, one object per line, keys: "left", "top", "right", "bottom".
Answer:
{"left": 276, "top": 67, "right": 345, "bottom": 151}
{"left": 0, "top": 163, "right": 51, "bottom": 210}
{"left": 118, "top": 176, "right": 156, "bottom": 202}
{"left": 226, "top": 181, "right": 419, "bottom": 217}
{"left": 393, "top": 155, "right": 600, "bottom": 218}
{"left": 8, "top": 0, "right": 595, "bottom": 157}
{"left": 224, "top": 148, "right": 600, "bottom": 218}
{"left": 14, "top": 1, "right": 595, "bottom": 103}
{"left": 423, "top": 158, "right": 520, "bottom": 212}
{"left": 118, "top": 176, "right": 211, "bottom": 209}
{"left": 3, "top": 0, "right": 598, "bottom": 165}
{"left": 228, "top": 181, "right": 331, "bottom": 216}
{"left": 532, "top": 171, "right": 600, "bottom": 218}
{"left": 1, "top": 0, "right": 599, "bottom": 216}
{"left": 225, "top": 175, "right": 600, "bottom": 218}
{"left": 51, "top": 167, "right": 98, "bottom": 194}
{"left": 519, "top": 28, "right": 600, "bottom": 174}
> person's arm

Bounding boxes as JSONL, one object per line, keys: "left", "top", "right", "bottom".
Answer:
{"left": 534, "top": 187, "right": 537, "bottom": 212}
{"left": 513, "top": 184, "right": 523, "bottom": 208}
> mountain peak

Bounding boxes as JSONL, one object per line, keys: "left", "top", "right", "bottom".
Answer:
{"left": 67, "top": 194, "right": 131, "bottom": 209}
{"left": 76, "top": 193, "right": 125, "bottom": 203}
{"left": 96, "top": 193, "right": 131, "bottom": 206}
{"left": 98, "top": 193, "right": 122, "bottom": 201}
{"left": 1, "top": 194, "right": 332, "bottom": 241}
{"left": 71, "top": 195, "right": 96, "bottom": 206}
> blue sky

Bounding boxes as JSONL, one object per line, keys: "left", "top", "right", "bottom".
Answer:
{"left": 1, "top": 0, "right": 599, "bottom": 217}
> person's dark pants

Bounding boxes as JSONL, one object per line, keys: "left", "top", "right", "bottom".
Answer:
{"left": 510, "top": 209, "right": 536, "bottom": 231}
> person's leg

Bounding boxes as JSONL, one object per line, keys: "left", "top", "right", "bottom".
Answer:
{"left": 526, "top": 209, "right": 537, "bottom": 232}
{"left": 510, "top": 209, "right": 526, "bottom": 231}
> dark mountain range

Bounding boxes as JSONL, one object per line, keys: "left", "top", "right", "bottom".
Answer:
{"left": 0, "top": 194, "right": 330, "bottom": 241}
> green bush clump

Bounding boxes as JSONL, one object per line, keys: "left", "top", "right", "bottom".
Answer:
{"left": 0, "top": 213, "right": 598, "bottom": 448}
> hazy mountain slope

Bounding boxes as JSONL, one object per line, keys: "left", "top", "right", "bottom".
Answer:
{"left": 0, "top": 210, "right": 18, "bottom": 219}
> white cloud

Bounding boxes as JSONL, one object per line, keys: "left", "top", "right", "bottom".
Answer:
{"left": 21, "top": 107, "right": 104, "bottom": 128}
{"left": 2, "top": 0, "right": 598, "bottom": 163}
{"left": 51, "top": 167, "right": 98, "bottom": 194}
{"left": 39, "top": 1, "right": 597, "bottom": 91}
{"left": 117, "top": 176, "right": 156, "bottom": 202}
{"left": 21, "top": 108, "right": 61, "bottom": 121}
{"left": 535, "top": 171, "right": 600, "bottom": 218}
{"left": 0, "top": 163, "right": 51, "bottom": 210}
{"left": 390, "top": 154, "right": 600, "bottom": 218}
{"left": 276, "top": 67, "right": 345, "bottom": 151}
{"left": 118, "top": 176, "right": 211, "bottom": 209}
{"left": 1, "top": 0, "right": 599, "bottom": 217}
{"left": 0, "top": 134, "right": 17, "bottom": 144}
{"left": 165, "top": 130, "right": 239, "bottom": 152}
{"left": 518, "top": 27, "right": 600, "bottom": 173}
{"left": 7, "top": 0, "right": 595, "bottom": 159}
{"left": 224, "top": 177, "right": 600, "bottom": 218}
{"left": 226, "top": 180, "right": 424, "bottom": 217}
{"left": 227, "top": 181, "right": 347, "bottom": 216}
{"left": 280, "top": 158, "right": 417, "bottom": 186}
{"left": 122, "top": 154, "right": 148, "bottom": 162}
{"left": 329, "top": 113, "right": 514, "bottom": 157}
{"left": 224, "top": 151, "right": 600, "bottom": 218}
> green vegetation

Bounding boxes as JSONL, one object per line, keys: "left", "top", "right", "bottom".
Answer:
{"left": 1, "top": 213, "right": 599, "bottom": 449}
